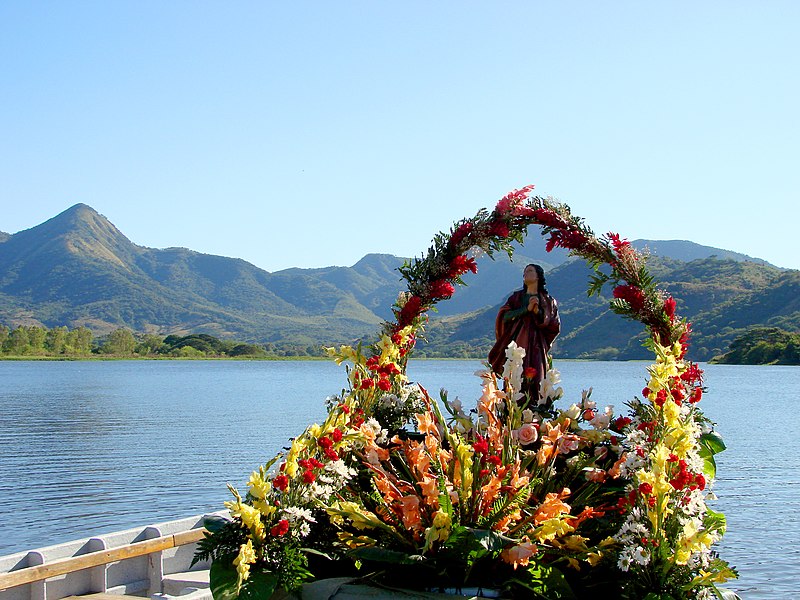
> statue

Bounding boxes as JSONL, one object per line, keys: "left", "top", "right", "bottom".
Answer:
{"left": 488, "top": 263, "right": 560, "bottom": 402}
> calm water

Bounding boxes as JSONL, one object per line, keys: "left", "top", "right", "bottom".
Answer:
{"left": 1, "top": 360, "right": 798, "bottom": 597}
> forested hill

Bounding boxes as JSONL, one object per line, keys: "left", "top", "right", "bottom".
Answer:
{"left": 0, "top": 203, "right": 796, "bottom": 360}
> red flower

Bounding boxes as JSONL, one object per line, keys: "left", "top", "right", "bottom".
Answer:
{"left": 377, "top": 377, "right": 391, "bottom": 391}
{"left": 695, "top": 473, "right": 706, "bottom": 491}
{"left": 607, "top": 232, "right": 631, "bottom": 253}
{"left": 680, "top": 363, "right": 704, "bottom": 385}
{"left": 473, "top": 435, "right": 489, "bottom": 455}
{"left": 689, "top": 387, "right": 703, "bottom": 403}
{"left": 332, "top": 428, "right": 343, "bottom": 442}
{"left": 532, "top": 208, "right": 569, "bottom": 229}
{"left": 318, "top": 436, "right": 332, "bottom": 449}
{"left": 654, "top": 389, "right": 668, "bottom": 407}
{"left": 324, "top": 447, "right": 339, "bottom": 461}
{"left": 429, "top": 279, "right": 455, "bottom": 300}
{"left": 638, "top": 482, "right": 653, "bottom": 496}
{"left": 488, "top": 220, "right": 510, "bottom": 238}
{"left": 612, "top": 416, "right": 632, "bottom": 431}
{"left": 270, "top": 519, "right": 290, "bottom": 537}
{"left": 523, "top": 367, "right": 537, "bottom": 380}
{"left": 359, "top": 378, "right": 375, "bottom": 389}
{"left": 450, "top": 221, "right": 474, "bottom": 248}
{"left": 448, "top": 255, "right": 478, "bottom": 278}
{"left": 397, "top": 295, "right": 423, "bottom": 327}
{"left": 664, "top": 296, "right": 677, "bottom": 322}
{"left": 486, "top": 454, "right": 502, "bottom": 466}
{"left": 545, "top": 230, "right": 588, "bottom": 252}
{"left": 273, "top": 474, "right": 289, "bottom": 491}
{"left": 302, "top": 469, "right": 316, "bottom": 484}
{"left": 642, "top": 386, "right": 651, "bottom": 398}
{"left": 613, "top": 285, "right": 646, "bottom": 312}
{"left": 583, "top": 409, "right": 596, "bottom": 421}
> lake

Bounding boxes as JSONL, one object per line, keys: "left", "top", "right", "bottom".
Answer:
{"left": 1, "top": 359, "right": 798, "bottom": 597}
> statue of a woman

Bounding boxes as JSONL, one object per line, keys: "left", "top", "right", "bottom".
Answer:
{"left": 488, "top": 263, "right": 560, "bottom": 402}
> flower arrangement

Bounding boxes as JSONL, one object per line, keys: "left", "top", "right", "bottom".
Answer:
{"left": 196, "top": 187, "right": 737, "bottom": 599}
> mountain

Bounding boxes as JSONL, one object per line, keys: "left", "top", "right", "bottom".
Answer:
{"left": 1, "top": 204, "right": 796, "bottom": 360}
{"left": 420, "top": 256, "right": 800, "bottom": 361}
{"left": 0, "top": 204, "right": 392, "bottom": 344}
{"left": 630, "top": 239, "right": 773, "bottom": 266}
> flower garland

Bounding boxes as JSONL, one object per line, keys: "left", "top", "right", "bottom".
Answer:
{"left": 198, "top": 186, "right": 737, "bottom": 600}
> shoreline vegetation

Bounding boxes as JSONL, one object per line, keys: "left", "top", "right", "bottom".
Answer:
{"left": 1, "top": 323, "right": 797, "bottom": 365}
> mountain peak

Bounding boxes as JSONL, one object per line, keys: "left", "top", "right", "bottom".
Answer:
{"left": 3, "top": 203, "right": 139, "bottom": 271}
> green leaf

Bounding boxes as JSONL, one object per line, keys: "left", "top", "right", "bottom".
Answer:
{"left": 704, "top": 507, "right": 727, "bottom": 534}
{"left": 510, "top": 563, "right": 577, "bottom": 599}
{"left": 700, "top": 432, "right": 726, "bottom": 455}
{"left": 204, "top": 515, "right": 232, "bottom": 534}
{"left": 698, "top": 444, "right": 717, "bottom": 479}
{"left": 468, "top": 528, "right": 516, "bottom": 552}
{"left": 238, "top": 570, "right": 278, "bottom": 600}
{"left": 209, "top": 554, "right": 241, "bottom": 600}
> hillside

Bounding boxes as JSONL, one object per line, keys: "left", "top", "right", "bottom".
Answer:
{"left": 1, "top": 204, "right": 796, "bottom": 360}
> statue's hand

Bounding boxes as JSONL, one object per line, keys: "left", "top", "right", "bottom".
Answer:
{"left": 528, "top": 297, "right": 539, "bottom": 313}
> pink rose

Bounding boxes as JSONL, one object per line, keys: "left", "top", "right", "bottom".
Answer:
{"left": 517, "top": 423, "right": 538, "bottom": 445}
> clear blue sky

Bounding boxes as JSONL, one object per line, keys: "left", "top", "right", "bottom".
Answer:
{"left": 1, "top": 2, "right": 798, "bottom": 271}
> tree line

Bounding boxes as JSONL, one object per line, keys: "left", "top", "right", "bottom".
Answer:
{"left": 713, "top": 327, "right": 800, "bottom": 365}
{"left": 0, "top": 325, "right": 277, "bottom": 358}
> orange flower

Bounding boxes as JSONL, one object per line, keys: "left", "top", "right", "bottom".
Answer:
{"left": 416, "top": 411, "right": 440, "bottom": 438}
{"left": 534, "top": 489, "right": 572, "bottom": 525}
{"left": 537, "top": 421, "right": 566, "bottom": 466}
{"left": 398, "top": 495, "right": 422, "bottom": 530}
{"left": 501, "top": 541, "right": 538, "bottom": 569}
{"left": 405, "top": 440, "right": 431, "bottom": 477}
{"left": 419, "top": 475, "right": 440, "bottom": 508}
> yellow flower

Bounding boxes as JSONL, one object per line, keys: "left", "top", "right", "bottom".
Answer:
{"left": 233, "top": 540, "right": 256, "bottom": 591}
{"left": 533, "top": 517, "right": 574, "bottom": 542}
{"left": 327, "top": 501, "right": 384, "bottom": 531}
{"left": 586, "top": 551, "right": 603, "bottom": 566}
{"left": 247, "top": 470, "right": 271, "bottom": 500}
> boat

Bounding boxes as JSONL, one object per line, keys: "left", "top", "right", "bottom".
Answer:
{"left": 0, "top": 513, "right": 225, "bottom": 600}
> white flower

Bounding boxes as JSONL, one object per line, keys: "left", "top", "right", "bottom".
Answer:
{"left": 632, "top": 546, "right": 650, "bottom": 565}
{"left": 590, "top": 406, "right": 613, "bottom": 430}
{"left": 522, "top": 408, "right": 535, "bottom": 423}
{"left": 562, "top": 403, "right": 581, "bottom": 420}
{"left": 617, "top": 554, "right": 632, "bottom": 572}
{"left": 580, "top": 387, "right": 595, "bottom": 409}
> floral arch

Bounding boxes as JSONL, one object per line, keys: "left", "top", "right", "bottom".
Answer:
{"left": 201, "top": 187, "right": 737, "bottom": 599}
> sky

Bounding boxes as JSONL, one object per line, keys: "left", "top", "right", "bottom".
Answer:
{"left": 1, "top": 2, "right": 798, "bottom": 272}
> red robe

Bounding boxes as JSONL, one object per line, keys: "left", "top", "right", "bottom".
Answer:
{"left": 488, "top": 289, "right": 560, "bottom": 400}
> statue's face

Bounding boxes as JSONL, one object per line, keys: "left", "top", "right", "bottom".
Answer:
{"left": 523, "top": 265, "right": 538, "bottom": 287}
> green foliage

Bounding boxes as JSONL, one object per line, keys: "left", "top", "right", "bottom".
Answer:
{"left": 714, "top": 327, "right": 800, "bottom": 365}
